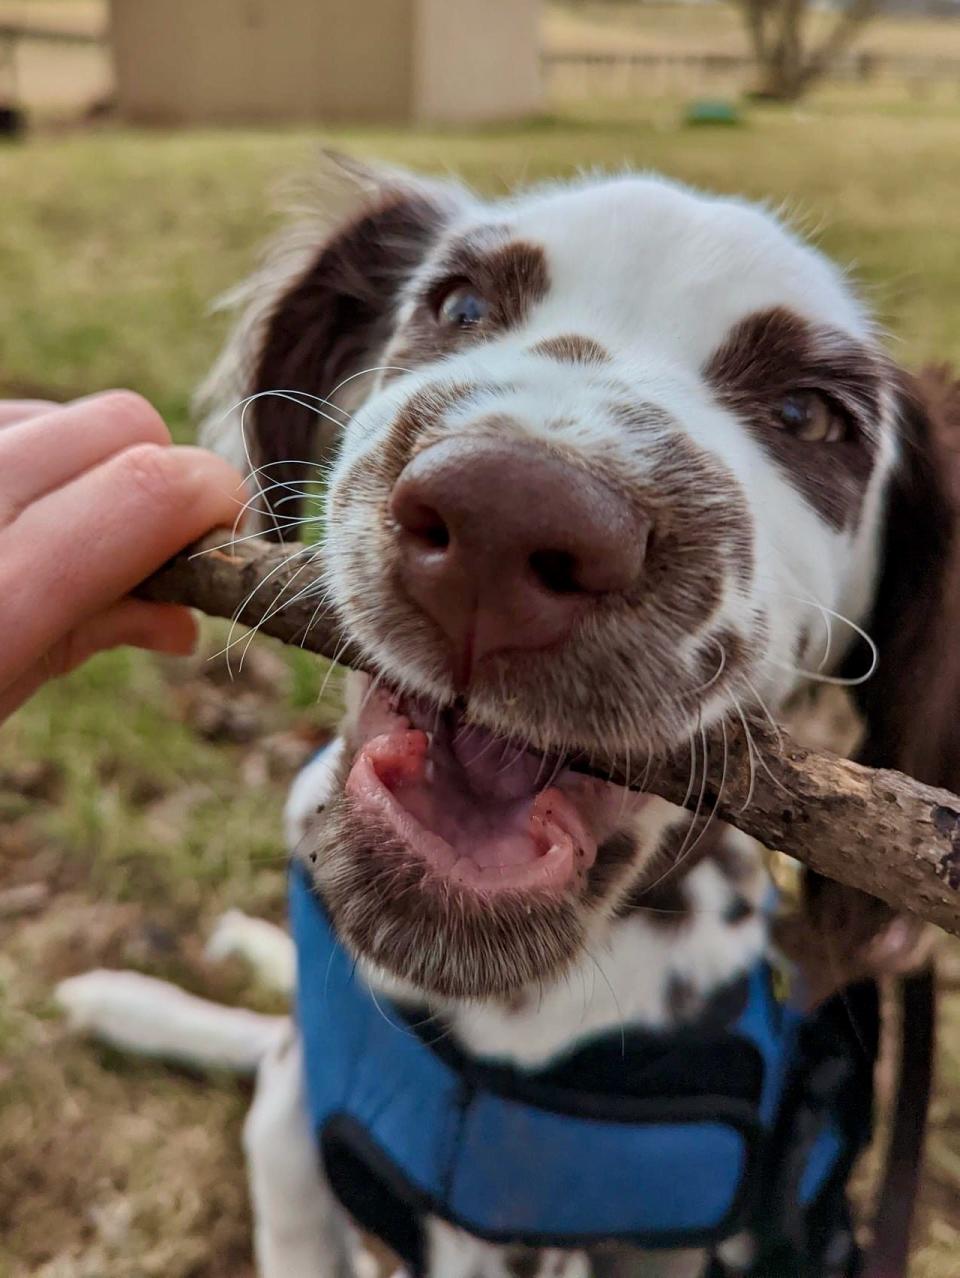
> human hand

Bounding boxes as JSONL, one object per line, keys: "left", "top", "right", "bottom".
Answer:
{"left": 0, "top": 393, "right": 243, "bottom": 722}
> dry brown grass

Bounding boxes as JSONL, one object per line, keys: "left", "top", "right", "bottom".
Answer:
{"left": 0, "top": 898, "right": 255, "bottom": 1278}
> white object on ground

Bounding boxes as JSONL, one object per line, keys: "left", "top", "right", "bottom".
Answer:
{"left": 206, "top": 909, "right": 296, "bottom": 995}
{"left": 56, "top": 969, "right": 287, "bottom": 1073}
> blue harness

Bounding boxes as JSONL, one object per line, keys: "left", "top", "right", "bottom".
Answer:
{"left": 291, "top": 865, "right": 878, "bottom": 1276}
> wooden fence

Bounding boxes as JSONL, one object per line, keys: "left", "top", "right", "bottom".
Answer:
{"left": 543, "top": 47, "right": 960, "bottom": 98}
{"left": 4, "top": 19, "right": 960, "bottom": 115}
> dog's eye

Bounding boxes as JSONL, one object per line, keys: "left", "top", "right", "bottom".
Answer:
{"left": 435, "top": 281, "right": 490, "bottom": 329}
{"left": 776, "top": 391, "right": 848, "bottom": 443}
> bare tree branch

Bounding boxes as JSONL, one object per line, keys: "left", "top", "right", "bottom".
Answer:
{"left": 138, "top": 533, "right": 960, "bottom": 939}
{"left": 800, "top": 0, "right": 880, "bottom": 89}
{"left": 733, "top": 0, "right": 880, "bottom": 100}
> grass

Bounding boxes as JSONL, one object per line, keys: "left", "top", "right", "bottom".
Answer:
{"left": 2, "top": 66, "right": 960, "bottom": 1278}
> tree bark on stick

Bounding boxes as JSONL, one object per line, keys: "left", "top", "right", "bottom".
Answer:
{"left": 138, "top": 533, "right": 960, "bottom": 938}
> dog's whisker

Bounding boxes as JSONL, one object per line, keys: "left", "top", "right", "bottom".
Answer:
{"left": 732, "top": 695, "right": 759, "bottom": 817}
{"left": 680, "top": 727, "right": 699, "bottom": 814}
{"left": 193, "top": 518, "right": 314, "bottom": 562}
{"left": 326, "top": 363, "right": 415, "bottom": 401}
{"left": 355, "top": 669, "right": 390, "bottom": 721}
{"left": 614, "top": 743, "right": 633, "bottom": 824}
{"left": 210, "top": 542, "right": 315, "bottom": 673}
{"left": 689, "top": 636, "right": 727, "bottom": 696}
{"left": 298, "top": 595, "right": 337, "bottom": 654}
{"left": 755, "top": 573, "right": 879, "bottom": 686}
{"left": 659, "top": 722, "right": 713, "bottom": 891}
{"left": 580, "top": 942, "right": 626, "bottom": 1058}
{"left": 220, "top": 386, "right": 348, "bottom": 428}
{"left": 227, "top": 388, "right": 358, "bottom": 440}
{"left": 738, "top": 696, "right": 797, "bottom": 801}
{"left": 234, "top": 553, "right": 328, "bottom": 672}
{"left": 314, "top": 634, "right": 359, "bottom": 706}
{"left": 740, "top": 674, "right": 785, "bottom": 754}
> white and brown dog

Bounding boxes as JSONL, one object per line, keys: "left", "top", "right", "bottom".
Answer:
{"left": 59, "top": 166, "right": 960, "bottom": 1278}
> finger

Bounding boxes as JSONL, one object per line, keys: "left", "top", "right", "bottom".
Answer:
{"left": 2, "top": 443, "right": 243, "bottom": 675}
{"left": 0, "top": 400, "right": 57, "bottom": 429}
{"left": 50, "top": 599, "right": 200, "bottom": 674}
{"left": 0, "top": 600, "right": 198, "bottom": 722}
{"left": 0, "top": 391, "right": 171, "bottom": 517}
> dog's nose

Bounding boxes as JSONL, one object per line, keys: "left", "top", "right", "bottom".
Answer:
{"left": 390, "top": 436, "right": 650, "bottom": 680}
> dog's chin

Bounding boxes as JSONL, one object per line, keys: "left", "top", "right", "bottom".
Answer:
{"left": 313, "top": 802, "right": 585, "bottom": 999}
{"left": 306, "top": 683, "right": 651, "bottom": 999}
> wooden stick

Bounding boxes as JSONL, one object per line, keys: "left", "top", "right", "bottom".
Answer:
{"left": 138, "top": 533, "right": 960, "bottom": 937}
{"left": 138, "top": 534, "right": 366, "bottom": 671}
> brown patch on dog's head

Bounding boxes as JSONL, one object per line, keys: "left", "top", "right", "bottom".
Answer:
{"left": 704, "top": 306, "right": 885, "bottom": 530}
{"left": 530, "top": 334, "right": 611, "bottom": 365}
{"left": 385, "top": 234, "right": 550, "bottom": 375}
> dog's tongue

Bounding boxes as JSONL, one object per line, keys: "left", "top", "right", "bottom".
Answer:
{"left": 447, "top": 720, "right": 558, "bottom": 801}
{"left": 346, "top": 726, "right": 597, "bottom": 893}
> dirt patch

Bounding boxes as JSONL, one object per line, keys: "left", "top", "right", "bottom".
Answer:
{"left": 0, "top": 890, "right": 256, "bottom": 1277}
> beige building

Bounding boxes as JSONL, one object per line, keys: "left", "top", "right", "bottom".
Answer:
{"left": 109, "top": 0, "right": 542, "bottom": 126}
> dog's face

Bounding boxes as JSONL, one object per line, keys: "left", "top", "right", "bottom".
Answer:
{"left": 224, "top": 170, "right": 959, "bottom": 1000}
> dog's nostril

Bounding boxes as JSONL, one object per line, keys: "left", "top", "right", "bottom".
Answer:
{"left": 529, "top": 549, "right": 582, "bottom": 595}
{"left": 403, "top": 504, "right": 450, "bottom": 550}
{"left": 421, "top": 521, "right": 450, "bottom": 550}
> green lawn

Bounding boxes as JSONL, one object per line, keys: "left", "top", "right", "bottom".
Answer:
{"left": 2, "top": 87, "right": 960, "bottom": 1276}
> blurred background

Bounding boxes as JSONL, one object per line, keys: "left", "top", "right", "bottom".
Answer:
{"left": 2, "top": 2, "right": 960, "bottom": 1275}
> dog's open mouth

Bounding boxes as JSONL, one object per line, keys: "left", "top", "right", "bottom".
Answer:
{"left": 345, "top": 684, "right": 633, "bottom": 895}
{"left": 319, "top": 678, "right": 656, "bottom": 995}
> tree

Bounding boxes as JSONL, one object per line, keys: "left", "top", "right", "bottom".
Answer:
{"left": 734, "top": 0, "right": 881, "bottom": 102}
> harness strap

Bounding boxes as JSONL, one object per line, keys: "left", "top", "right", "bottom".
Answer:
{"left": 861, "top": 966, "right": 936, "bottom": 1278}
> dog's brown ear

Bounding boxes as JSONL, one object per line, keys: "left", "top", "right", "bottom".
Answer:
{"left": 851, "top": 365, "right": 960, "bottom": 790}
{"left": 242, "top": 176, "right": 463, "bottom": 537}
{"left": 800, "top": 368, "right": 960, "bottom": 960}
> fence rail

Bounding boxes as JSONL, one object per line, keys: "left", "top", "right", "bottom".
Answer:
{"left": 543, "top": 47, "right": 960, "bottom": 85}
{"left": 0, "top": 22, "right": 103, "bottom": 46}
{"left": 3, "top": 20, "right": 960, "bottom": 114}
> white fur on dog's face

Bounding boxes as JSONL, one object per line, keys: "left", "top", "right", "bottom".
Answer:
{"left": 325, "top": 174, "right": 895, "bottom": 758}
{"left": 205, "top": 169, "right": 914, "bottom": 1000}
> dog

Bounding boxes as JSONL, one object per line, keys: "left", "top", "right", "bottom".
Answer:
{"left": 58, "top": 164, "right": 960, "bottom": 1278}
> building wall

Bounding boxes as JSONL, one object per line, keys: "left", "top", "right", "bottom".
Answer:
{"left": 414, "top": 0, "right": 542, "bottom": 124}
{"left": 110, "top": 0, "right": 540, "bottom": 126}
{"left": 314, "top": 0, "right": 415, "bottom": 123}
